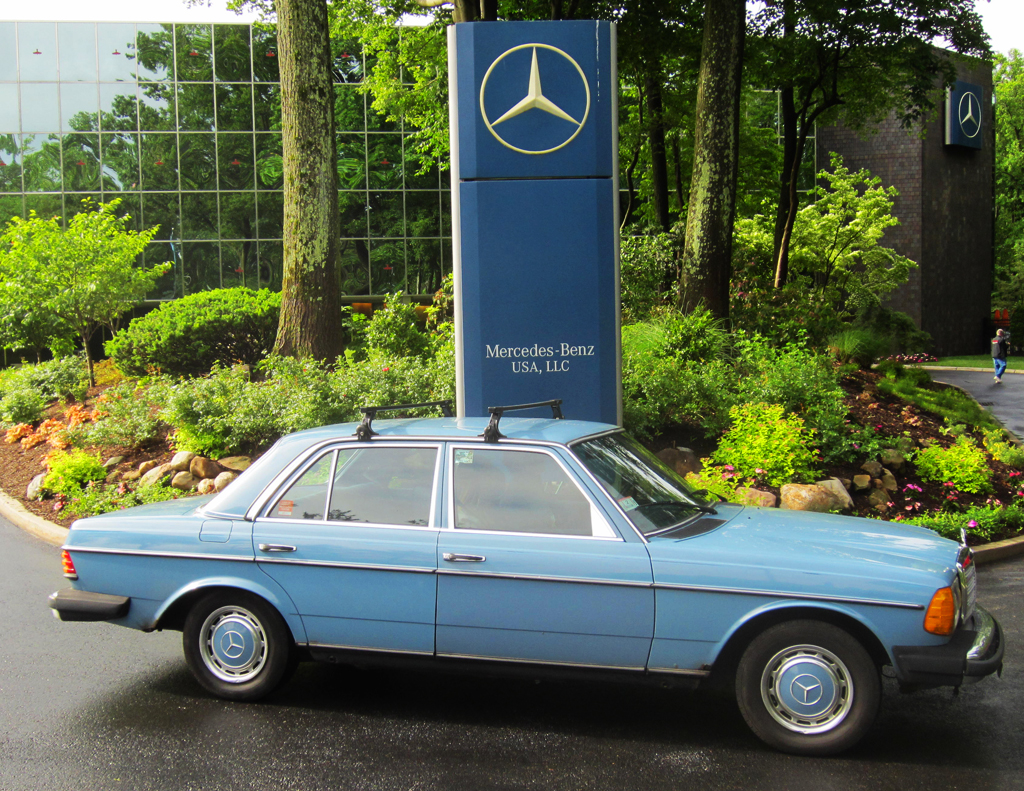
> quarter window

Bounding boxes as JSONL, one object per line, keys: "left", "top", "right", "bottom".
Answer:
{"left": 270, "top": 451, "right": 333, "bottom": 520}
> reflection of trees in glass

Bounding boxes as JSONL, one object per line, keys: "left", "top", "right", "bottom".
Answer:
{"left": 178, "top": 83, "right": 216, "bottom": 131}
{"left": 214, "top": 25, "right": 252, "bottom": 82}
{"left": 140, "top": 134, "right": 178, "bottom": 191}
{"left": 61, "top": 133, "right": 102, "bottom": 192}
{"left": 139, "top": 82, "right": 177, "bottom": 131}
{"left": 176, "top": 25, "right": 213, "bottom": 82}
{"left": 100, "top": 132, "right": 140, "bottom": 191}
{"left": 0, "top": 135, "right": 23, "bottom": 192}
{"left": 20, "top": 135, "right": 62, "bottom": 192}
{"left": 178, "top": 134, "right": 216, "bottom": 191}
{"left": 216, "top": 83, "right": 255, "bottom": 131}
{"left": 252, "top": 27, "right": 280, "bottom": 83}
{"left": 136, "top": 25, "right": 174, "bottom": 81}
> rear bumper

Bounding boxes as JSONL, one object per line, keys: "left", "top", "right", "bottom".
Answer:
{"left": 892, "top": 606, "right": 1004, "bottom": 688}
{"left": 49, "top": 588, "right": 130, "bottom": 622}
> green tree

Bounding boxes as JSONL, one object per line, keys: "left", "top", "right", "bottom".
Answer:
{"left": 0, "top": 199, "right": 166, "bottom": 384}
{"left": 993, "top": 50, "right": 1024, "bottom": 309}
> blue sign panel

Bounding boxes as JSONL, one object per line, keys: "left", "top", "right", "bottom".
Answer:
{"left": 449, "top": 20, "right": 620, "bottom": 424}
{"left": 945, "top": 80, "right": 983, "bottom": 149}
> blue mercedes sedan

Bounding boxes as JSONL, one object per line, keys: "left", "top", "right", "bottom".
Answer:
{"left": 49, "top": 400, "right": 1003, "bottom": 755}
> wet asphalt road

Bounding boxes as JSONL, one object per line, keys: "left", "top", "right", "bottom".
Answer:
{"left": 3, "top": 515, "right": 1024, "bottom": 790}
{"left": 929, "top": 368, "right": 1024, "bottom": 440}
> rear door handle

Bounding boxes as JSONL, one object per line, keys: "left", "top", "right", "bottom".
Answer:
{"left": 442, "top": 553, "right": 486, "bottom": 563}
{"left": 259, "top": 544, "right": 297, "bottom": 553}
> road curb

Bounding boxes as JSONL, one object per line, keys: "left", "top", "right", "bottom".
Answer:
{"left": 0, "top": 488, "right": 68, "bottom": 547}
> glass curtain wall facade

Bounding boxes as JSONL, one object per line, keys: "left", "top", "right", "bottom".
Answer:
{"left": 0, "top": 21, "right": 450, "bottom": 300}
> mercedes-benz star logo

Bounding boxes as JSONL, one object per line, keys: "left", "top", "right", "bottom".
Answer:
{"left": 479, "top": 43, "right": 591, "bottom": 155}
{"left": 790, "top": 674, "right": 824, "bottom": 706}
{"left": 219, "top": 629, "right": 246, "bottom": 660}
{"left": 959, "top": 90, "right": 981, "bottom": 139}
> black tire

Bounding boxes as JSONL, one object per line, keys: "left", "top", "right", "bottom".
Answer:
{"left": 735, "top": 620, "right": 881, "bottom": 756}
{"left": 183, "top": 590, "right": 293, "bottom": 701}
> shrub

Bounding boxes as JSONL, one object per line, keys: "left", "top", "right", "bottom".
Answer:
{"left": 65, "top": 479, "right": 185, "bottom": 519}
{"left": 330, "top": 349, "right": 455, "bottom": 419}
{"left": 685, "top": 462, "right": 749, "bottom": 503}
{"left": 106, "top": 288, "right": 281, "bottom": 377}
{"left": 914, "top": 436, "right": 992, "bottom": 494}
{"left": 826, "top": 328, "right": 887, "bottom": 368}
{"left": 712, "top": 402, "right": 820, "bottom": 486}
{"left": 363, "top": 292, "right": 430, "bottom": 359}
{"left": 982, "top": 429, "right": 1024, "bottom": 469}
{"left": 619, "top": 232, "right": 676, "bottom": 324}
{"left": 23, "top": 355, "right": 89, "bottom": 401}
{"left": 43, "top": 449, "right": 107, "bottom": 497}
{"left": 0, "top": 386, "right": 47, "bottom": 426}
{"left": 89, "top": 382, "right": 162, "bottom": 449}
{"left": 906, "top": 504, "right": 1024, "bottom": 542}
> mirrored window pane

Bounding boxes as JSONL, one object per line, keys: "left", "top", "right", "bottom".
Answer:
{"left": 58, "top": 23, "right": 97, "bottom": 82}
{"left": 339, "top": 239, "right": 369, "bottom": 295}
{"left": 254, "top": 134, "right": 282, "bottom": 190}
{"left": 182, "top": 191, "right": 219, "bottom": 240}
{"left": 257, "top": 240, "right": 282, "bottom": 290}
{"left": 337, "top": 133, "right": 366, "bottom": 190}
{"left": 140, "top": 133, "right": 178, "bottom": 191}
{"left": 408, "top": 239, "right": 443, "bottom": 295}
{"left": 176, "top": 25, "right": 213, "bottom": 82}
{"left": 0, "top": 84, "right": 20, "bottom": 132}
{"left": 338, "top": 190, "right": 368, "bottom": 239}
{"left": 214, "top": 25, "right": 251, "bottom": 82}
{"left": 370, "top": 239, "right": 404, "bottom": 294}
{"left": 0, "top": 23, "right": 17, "bottom": 81}
{"left": 136, "top": 24, "right": 173, "bottom": 82}
{"left": 145, "top": 240, "right": 180, "bottom": 299}
{"left": 222, "top": 238, "right": 256, "bottom": 289}
{"left": 20, "top": 134, "right": 62, "bottom": 191}
{"left": 101, "top": 132, "right": 139, "bottom": 190}
{"left": 332, "top": 40, "right": 363, "bottom": 84}
{"left": 218, "top": 134, "right": 256, "bottom": 188}
{"left": 367, "top": 134, "right": 402, "bottom": 189}
{"left": 24, "top": 193, "right": 63, "bottom": 221}
{"left": 220, "top": 191, "right": 255, "bottom": 239}
{"left": 177, "top": 83, "right": 215, "bottom": 131}
{"left": 178, "top": 133, "right": 216, "bottom": 190}
{"left": 251, "top": 28, "right": 279, "bottom": 82}
{"left": 138, "top": 83, "right": 176, "bottom": 131}
{"left": 215, "top": 83, "right": 253, "bottom": 131}
{"left": 405, "top": 190, "right": 441, "bottom": 237}
{"left": 0, "top": 195, "right": 25, "bottom": 221}
{"left": 0, "top": 140, "right": 22, "bottom": 193}
{"left": 62, "top": 134, "right": 101, "bottom": 191}
{"left": 21, "top": 84, "right": 59, "bottom": 132}
{"left": 255, "top": 190, "right": 282, "bottom": 238}
{"left": 100, "top": 83, "right": 138, "bottom": 131}
{"left": 369, "top": 191, "right": 404, "bottom": 238}
{"left": 110, "top": 192, "right": 141, "bottom": 231}
{"left": 141, "top": 191, "right": 179, "bottom": 239}
{"left": 335, "top": 85, "right": 365, "bottom": 133}
{"left": 98, "top": 23, "right": 138, "bottom": 82}
{"left": 64, "top": 193, "right": 103, "bottom": 220}
{"left": 182, "top": 240, "right": 220, "bottom": 293}
{"left": 253, "top": 83, "right": 279, "bottom": 132}
{"left": 60, "top": 83, "right": 99, "bottom": 132}
{"left": 19, "top": 23, "right": 58, "bottom": 82}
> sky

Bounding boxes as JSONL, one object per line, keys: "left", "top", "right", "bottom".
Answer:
{"left": 1, "top": 0, "right": 1021, "bottom": 55}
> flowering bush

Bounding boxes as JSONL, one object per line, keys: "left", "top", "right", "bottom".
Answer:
{"left": 914, "top": 436, "right": 992, "bottom": 494}
{"left": 883, "top": 353, "right": 938, "bottom": 364}
{"left": 711, "top": 402, "right": 820, "bottom": 487}
{"left": 685, "top": 462, "right": 749, "bottom": 503}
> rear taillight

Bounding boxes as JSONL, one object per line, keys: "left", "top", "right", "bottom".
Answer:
{"left": 61, "top": 550, "right": 78, "bottom": 580}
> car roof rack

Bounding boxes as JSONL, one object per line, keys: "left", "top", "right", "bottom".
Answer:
{"left": 481, "top": 399, "right": 564, "bottom": 443}
{"left": 355, "top": 400, "right": 455, "bottom": 441}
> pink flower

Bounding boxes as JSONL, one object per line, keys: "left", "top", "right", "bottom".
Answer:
{"left": 968, "top": 520, "right": 978, "bottom": 528}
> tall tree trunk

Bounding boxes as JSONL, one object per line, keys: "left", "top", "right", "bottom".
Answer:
{"left": 645, "top": 72, "right": 671, "bottom": 232}
{"left": 274, "top": 0, "right": 343, "bottom": 362}
{"left": 772, "top": 85, "right": 799, "bottom": 288}
{"left": 678, "top": 0, "right": 745, "bottom": 317}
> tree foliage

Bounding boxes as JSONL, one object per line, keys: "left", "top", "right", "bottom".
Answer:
{"left": 993, "top": 50, "right": 1024, "bottom": 310}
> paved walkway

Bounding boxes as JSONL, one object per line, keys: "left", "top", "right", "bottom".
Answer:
{"left": 923, "top": 366, "right": 1024, "bottom": 440}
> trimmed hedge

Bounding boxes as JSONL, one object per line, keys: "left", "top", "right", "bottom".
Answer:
{"left": 106, "top": 288, "right": 281, "bottom": 377}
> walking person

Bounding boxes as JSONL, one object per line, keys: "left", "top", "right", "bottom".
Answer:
{"left": 992, "top": 328, "right": 1010, "bottom": 383}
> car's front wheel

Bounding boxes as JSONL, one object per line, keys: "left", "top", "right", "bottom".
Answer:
{"left": 183, "top": 591, "right": 292, "bottom": 701}
{"left": 735, "top": 620, "right": 881, "bottom": 755}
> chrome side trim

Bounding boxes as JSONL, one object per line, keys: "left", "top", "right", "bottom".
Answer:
{"left": 307, "top": 642, "right": 434, "bottom": 657}
{"left": 654, "top": 582, "right": 925, "bottom": 610}
{"left": 60, "top": 546, "right": 255, "bottom": 563}
{"left": 566, "top": 427, "right": 626, "bottom": 448}
{"left": 255, "top": 557, "right": 435, "bottom": 574}
{"left": 435, "top": 652, "right": 645, "bottom": 672}
{"left": 646, "top": 667, "right": 711, "bottom": 678}
{"left": 437, "top": 568, "right": 651, "bottom": 588}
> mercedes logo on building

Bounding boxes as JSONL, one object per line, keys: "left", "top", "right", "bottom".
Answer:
{"left": 958, "top": 90, "right": 982, "bottom": 139}
{"left": 479, "top": 43, "right": 591, "bottom": 155}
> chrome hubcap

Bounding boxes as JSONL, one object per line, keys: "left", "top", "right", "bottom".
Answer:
{"left": 760, "top": 644, "right": 853, "bottom": 734}
{"left": 199, "top": 605, "right": 267, "bottom": 683}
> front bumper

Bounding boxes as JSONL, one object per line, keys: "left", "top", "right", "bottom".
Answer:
{"left": 892, "top": 606, "right": 1004, "bottom": 688}
{"left": 49, "top": 588, "right": 130, "bottom": 622}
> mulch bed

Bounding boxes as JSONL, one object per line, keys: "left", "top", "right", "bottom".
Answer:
{"left": 2, "top": 370, "right": 1021, "bottom": 539}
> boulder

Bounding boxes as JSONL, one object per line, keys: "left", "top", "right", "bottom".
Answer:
{"left": 26, "top": 473, "right": 47, "bottom": 500}
{"left": 816, "top": 477, "right": 854, "bottom": 511}
{"left": 138, "top": 459, "right": 160, "bottom": 475}
{"left": 196, "top": 478, "right": 218, "bottom": 495}
{"left": 860, "top": 460, "right": 883, "bottom": 478}
{"left": 779, "top": 484, "right": 833, "bottom": 513}
{"left": 867, "top": 489, "right": 891, "bottom": 511}
{"left": 214, "top": 471, "right": 238, "bottom": 492}
{"left": 171, "top": 471, "right": 197, "bottom": 491}
{"left": 880, "top": 449, "right": 906, "bottom": 472}
{"left": 190, "top": 456, "right": 222, "bottom": 480}
{"left": 852, "top": 474, "right": 872, "bottom": 492}
{"left": 121, "top": 469, "right": 141, "bottom": 482}
{"left": 139, "top": 463, "right": 174, "bottom": 488}
{"left": 880, "top": 469, "right": 899, "bottom": 492}
{"left": 170, "top": 451, "right": 196, "bottom": 472}
{"left": 655, "top": 447, "right": 703, "bottom": 478}
{"left": 103, "top": 455, "right": 125, "bottom": 470}
{"left": 218, "top": 456, "right": 252, "bottom": 473}
{"left": 735, "top": 487, "right": 777, "bottom": 508}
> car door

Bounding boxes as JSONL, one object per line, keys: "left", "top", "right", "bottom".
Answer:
{"left": 253, "top": 442, "right": 441, "bottom": 655}
{"left": 435, "top": 444, "right": 655, "bottom": 670}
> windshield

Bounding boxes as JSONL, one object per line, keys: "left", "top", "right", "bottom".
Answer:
{"left": 572, "top": 433, "right": 716, "bottom": 536}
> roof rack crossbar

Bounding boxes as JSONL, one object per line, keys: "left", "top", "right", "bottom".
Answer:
{"left": 355, "top": 400, "right": 455, "bottom": 441}
{"left": 481, "top": 399, "right": 564, "bottom": 443}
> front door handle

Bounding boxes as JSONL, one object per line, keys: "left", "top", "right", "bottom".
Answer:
{"left": 259, "top": 543, "right": 297, "bottom": 553}
{"left": 442, "top": 553, "right": 486, "bottom": 563}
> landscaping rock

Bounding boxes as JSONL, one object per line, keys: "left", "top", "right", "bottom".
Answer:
{"left": 121, "top": 469, "right": 141, "bottom": 482}
{"left": 140, "top": 463, "right": 175, "bottom": 488}
{"left": 218, "top": 456, "right": 252, "bottom": 473}
{"left": 867, "top": 489, "right": 891, "bottom": 511}
{"left": 170, "top": 451, "right": 196, "bottom": 472}
{"left": 103, "top": 455, "right": 125, "bottom": 470}
{"left": 816, "top": 478, "right": 854, "bottom": 511}
{"left": 655, "top": 447, "right": 702, "bottom": 478}
{"left": 880, "top": 449, "right": 906, "bottom": 472}
{"left": 735, "top": 487, "right": 777, "bottom": 508}
{"left": 880, "top": 469, "right": 899, "bottom": 492}
{"left": 840, "top": 478, "right": 852, "bottom": 491}
{"left": 860, "top": 460, "right": 883, "bottom": 478}
{"left": 138, "top": 459, "right": 159, "bottom": 475}
{"left": 852, "top": 474, "right": 872, "bottom": 492}
{"left": 214, "top": 471, "right": 237, "bottom": 492}
{"left": 190, "top": 456, "right": 221, "bottom": 480}
{"left": 171, "top": 471, "right": 197, "bottom": 491}
{"left": 26, "top": 473, "right": 46, "bottom": 501}
{"left": 872, "top": 478, "right": 883, "bottom": 489}
{"left": 779, "top": 484, "right": 833, "bottom": 513}
{"left": 196, "top": 478, "right": 217, "bottom": 495}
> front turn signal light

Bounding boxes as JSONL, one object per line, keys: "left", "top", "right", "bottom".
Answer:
{"left": 924, "top": 587, "right": 956, "bottom": 635}
{"left": 61, "top": 550, "right": 77, "bottom": 580}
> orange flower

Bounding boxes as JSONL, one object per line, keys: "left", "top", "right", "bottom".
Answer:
{"left": 5, "top": 424, "right": 33, "bottom": 444}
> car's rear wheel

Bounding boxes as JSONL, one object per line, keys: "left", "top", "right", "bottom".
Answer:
{"left": 183, "top": 591, "right": 292, "bottom": 701}
{"left": 735, "top": 620, "right": 880, "bottom": 755}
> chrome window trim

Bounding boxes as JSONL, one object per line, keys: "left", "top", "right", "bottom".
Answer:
{"left": 653, "top": 582, "right": 925, "bottom": 610}
{"left": 246, "top": 437, "right": 346, "bottom": 520}
{"left": 60, "top": 546, "right": 255, "bottom": 563}
{"left": 323, "top": 448, "right": 340, "bottom": 520}
{"left": 445, "top": 443, "right": 624, "bottom": 541}
{"left": 255, "top": 558, "right": 435, "bottom": 574}
{"left": 567, "top": 427, "right": 626, "bottom": 448}
{"left": 437, "top": 569, "right": 651, "bottom": 587}
{"left": 255, "top": 516, "right": 440, "bottom": 533}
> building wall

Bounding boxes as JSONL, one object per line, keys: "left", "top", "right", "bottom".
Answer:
{"left": 816, "top": 60, "right": 994, "bottom": 356}
{"left": 0, "top": 21, "right": 451, "bottom": 301}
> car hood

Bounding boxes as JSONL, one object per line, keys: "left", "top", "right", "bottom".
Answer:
{"left": 648, "top": 504, "right": 960, "bottom": 602}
